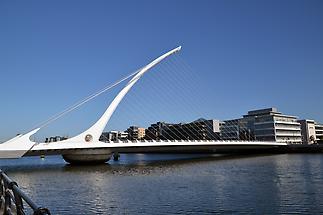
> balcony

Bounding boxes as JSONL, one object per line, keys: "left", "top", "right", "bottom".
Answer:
{"left": 275, "top": 126, "right": 301, "bottom": 131}
{"left": 275, "top": 121, "right": 300, "bottom": 125}
{"left": 275, "top": 132, "right": 301, "bottom": 137}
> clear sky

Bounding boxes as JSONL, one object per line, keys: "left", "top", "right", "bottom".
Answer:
{"left": 1, "top": 0, "right": 323, "bottom": 141}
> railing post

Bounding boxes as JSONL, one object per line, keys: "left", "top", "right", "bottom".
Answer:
{"left": 10, "top": 181, "right": 25, "bottom": 215}
{"left": 0, "top": 170, "right": 50, "bottom": 215}
{"left": 4, "top": 189, "right": 12, "bottom": 215}
{"left": 0, "top": 173, "right": 4, "bottom": 209}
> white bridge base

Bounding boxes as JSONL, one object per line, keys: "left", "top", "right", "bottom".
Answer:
{"left": 62, "top": 149, "right": 112, "bottom": 164}
{"left": 22, "top": 140, "right": 287, "bottom": 164}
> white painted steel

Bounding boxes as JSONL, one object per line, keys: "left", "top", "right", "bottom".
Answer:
{"left": 0, "top": 45, "right": 287, "bottom": 160}
{"left": 0, "top": 47, "right": 181, "bottom": 159}
{"left": 0, "top": 128, "right": 40, "bottom": 158}
{"left": 62, "top": 46, "right": 182, "bottom": 143}
{"left": 30, "top": 140, "right": 286, "bottom": 153}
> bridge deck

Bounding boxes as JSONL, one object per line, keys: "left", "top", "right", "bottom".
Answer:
{"left": 24, "top": 140, "right": 287, "bottom": 157}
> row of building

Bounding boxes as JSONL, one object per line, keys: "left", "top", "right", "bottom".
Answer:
{"left": 221, "top": 108, "right": 323, "bottom": 144}
{"left": 99, "top": 107, "right": 323, "bottom": 144}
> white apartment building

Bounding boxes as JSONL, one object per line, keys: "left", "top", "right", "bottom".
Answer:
{"left": 298, "top": 119, "right": 316, "bottom": 144}
{"left": 243, "top": 108, "right": 302, "bottom": 144}
{"left": 315, "top": 123, "right": 323, "bottom": 141}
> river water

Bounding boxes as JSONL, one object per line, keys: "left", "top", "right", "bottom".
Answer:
{"left": 1, "top": 153, "right": 323, "bottom": 214}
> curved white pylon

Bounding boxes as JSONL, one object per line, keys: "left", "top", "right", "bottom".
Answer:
{"left": 62, "top": 46, "right": 182, "bottom": 143}
{"left": 0, "top": 46, "right": 182, "bottom": 158}
{"left": 0, "top": 128, "right": 40, "bottom": 158}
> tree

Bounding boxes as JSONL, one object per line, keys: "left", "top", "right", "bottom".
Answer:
{"left": 309, "top": 135, "right": 316, "bottom": 144}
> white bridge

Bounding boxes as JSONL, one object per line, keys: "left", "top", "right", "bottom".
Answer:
{"left": 0, "top": 46, "right": 286, "bottom": 164}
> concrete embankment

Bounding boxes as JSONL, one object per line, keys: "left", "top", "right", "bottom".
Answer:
{"left": 219, "top": 144, "right": 323, "bottom": 155}
{"left": 285, "top": 144, "right": 323, "bottom": 153}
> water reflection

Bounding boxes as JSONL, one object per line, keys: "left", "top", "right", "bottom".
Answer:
{"left": 1, "top": 154, "right": 323, "bottom": 214}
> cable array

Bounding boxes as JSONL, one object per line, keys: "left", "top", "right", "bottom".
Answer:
{"left": 31, "top": 50, "right": 250, "bottom": 142}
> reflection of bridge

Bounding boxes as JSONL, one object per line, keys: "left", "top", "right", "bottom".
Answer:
{"left": 0, "top": 46, "right": 286, "bottom": 164}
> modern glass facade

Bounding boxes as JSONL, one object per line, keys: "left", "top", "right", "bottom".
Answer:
{"left": 243, "top": 108, "right": 302, "bottom": 143}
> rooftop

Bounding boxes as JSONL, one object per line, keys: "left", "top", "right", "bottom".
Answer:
{"left": 244, "top": 107, "right": 297, "bottom": 119}
{"left": 247, "top": 107, "right": 280, "bottom": 116}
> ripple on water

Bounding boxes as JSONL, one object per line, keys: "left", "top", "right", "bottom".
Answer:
{"left": 2, "top": 154, "right": 323, "bottom": 214}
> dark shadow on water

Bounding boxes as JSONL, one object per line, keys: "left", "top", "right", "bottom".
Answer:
{"left": 2, "top": 153, "right": 282, "bottom": 174}
{"left": 2, "top": 162, "right": 67, "bottom": 174}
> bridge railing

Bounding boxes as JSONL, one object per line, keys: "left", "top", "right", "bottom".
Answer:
{"left": 0, "top": 170, "right": 50, "bottom": 215}
{"left": 106, "top": 139, "right": 268, "bottom": 144}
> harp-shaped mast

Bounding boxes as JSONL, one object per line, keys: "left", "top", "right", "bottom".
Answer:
{"left": 65, "top": 46, "right": 182, "bottom": 143}
{"left": 0, "top": 46, "right": 182, "bottom": 158}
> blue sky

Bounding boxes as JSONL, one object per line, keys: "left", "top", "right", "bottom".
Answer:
{"left": 1, "top": 0, "right": 323, "bottom": 141}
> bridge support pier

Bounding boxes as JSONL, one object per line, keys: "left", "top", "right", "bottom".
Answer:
{"left": 62, "top": 149, "right": 112, "bottom": 165}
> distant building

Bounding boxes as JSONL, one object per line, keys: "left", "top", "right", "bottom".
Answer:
{"left": 298, "top": 120, "right": 316, "bottom": 144}
{"left": 192, "top": 118, "right": 222, "bottom": 140}
{"left": 145, "top": 119, "right": 221, "bottom": 140}
{"left": 172, "top": 118, "right": 221, "bottom": 140}
{"left": 315, "top": 122, "right": 323, "bottom": 143}
{"left": 126, "top": 126, "right": 146, "bottom": 140}
{"left": 45, "top": 136, "right": 68, "bottom": 143}
{"left": 145, "top": 122, "right": 174, "bottom": 140}
{"left": 221, "top": 118, "right": 253, "bottom": 140}
{"left": 100, "top": 131, "right": 128, "bottom": 142}
{"left": 241, "top": 107, "right": 302, "bottom": 144}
